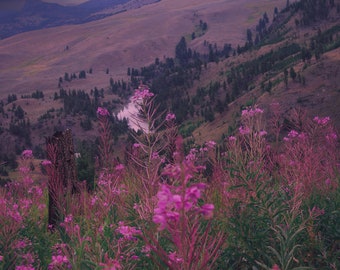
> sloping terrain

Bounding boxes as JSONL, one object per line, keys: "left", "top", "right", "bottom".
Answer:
{"left": 0, "top": 0, "right": 287, "bottom": 99}
{"left": 0, "top": 0, "right": 133, "bottom": 39}
{"left": 0, "top": 0, "right": 339, "bottom": 160}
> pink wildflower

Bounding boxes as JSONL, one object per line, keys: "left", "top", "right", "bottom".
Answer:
{"left": 228, "top": 136, "right": 236, "bottom": 142}
{"left": 131, "top": 255, "right": 139, "bottom": 260}
{"left": 141, "top": 245, "right": 151, "bottom": 256}
{"left": 186, "top": 148, "right": 198, "bottom": 161}
{"left": 259, "top": 130, "right": 267, "bottom": 137}
{"left": 271, "top": 264, "right": 281, "bottom": 270}
{"left": 41, "top": 160, "right": 52, "bottom": 166}
{"left": 239, "top": 126, "right": 250, "bottom": 135}
{"left": 185, "top": 183, "right": 206, "bottom": 203}
{"left": 133, "top": 143, "right": 140, "bottom": 148}
{"left": 288, "top": 130, "right": 299, "bottom": 138}
{"left": 115, "top": 164, "right": 125, "bottom": 171}
{"left": 22, "top": 150, "right": 33, "bottom": 159}
{"left": 241, "top": 107, "right": 264, "bottom": 117}
{"left": 97, "top": 107, "right": 110, "bottom": 116}
{"left": 311, "top": 206, "right": 325, "bottom": 217}
{"left": 313, "top": 116, "right": 330, "bottom": 126}
{"left": 132, "top": 87, "right": 154, "bottom": 102}
{"left": 0, "top": 255, "right": 3, "bottom": 261}
{"left": 168, "top": 251, "right": 183, "bottom": 264}
{"left": 326, "top": 132, "right": 337, "bottom": 142}
{"left": 151, "top": 152, "right": 160, "bottom": 159}
{"left": 166, "top": 112, "right": 176, "bottom": 121}
{"left": 297, "top": 132, "right": 307, "bottom": 140}
{"left": 116, "top": 221, "right": 141, "bottom": 239}
{"left": 206, "top": 140, "right": 216, "bottom": 149}
{"left": 64, "top": 214, "right": 73, "bottom": 223}
{"left": 152, "top": 213, "right": 167, "bottom": 230}
{"left": 200, "top": 204, "right": 214, "bottom": 219}
{"left": 21, "top": 253, "right": 35, "bottom": 265}
{"left": 15, "top": 240, "right": 29, "bottom": 249}
{"left": 48, "top": 255, "right": 69, "bottom": 269}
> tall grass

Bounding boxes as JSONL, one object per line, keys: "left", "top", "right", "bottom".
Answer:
{"left": 0, "top": 87, "right": 339, "bottom": 270}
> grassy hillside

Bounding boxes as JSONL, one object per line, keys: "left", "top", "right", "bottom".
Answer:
{"left": 0, "top": 0, "right": 339, "bottom": 165}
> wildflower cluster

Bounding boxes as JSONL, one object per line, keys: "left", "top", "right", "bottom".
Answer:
{"left": 0, "top": 94, "right": 339, "bottom": 270}
{"left": 132, "top": 87, "right": 154, "bottom": 103}
{"left": 153, "top": 183, "right": 214, "bottom": 230}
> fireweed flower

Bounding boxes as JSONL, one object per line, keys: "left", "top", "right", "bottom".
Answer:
{"left": 132, "top": 87, "right": 154, "bottom": 102}
{"left": 168, "top": 251, "right": 183, "bottom": 264}
{"left": 15, "top": 239, "right": 30, "bottom": 249}
{"left": 153, "top": 183, "right": 213, "bottom": 230}
{"left": 116, "top": 221, "right": 141, "bottom": 240}
{"left": 326, "top": 132, "right": 337, "bottom": 142}
{"left": 141, "top": 245, "right": 152, "bottom": 257}
{"left": 288, "top": 130, "right": 299, "bottom": 138}
{"left": 200, "top": 204, "right": 214, "bottom": 219}
{"left": 206, "top": 140, "right": 216, "bottom": 149}
{"left": 259, "top": 130, "right": 268, "bottom": 137}
{"left": 48, "top": 255, "right": 69, "bottom": 269}
{"left": 64, "top": 214, "right": 73, "bottom": 223}
{"left": 313, "top": 116, "right": 330, "bottom": 126}
{"left": 115, "top": 164, "right": 125, "bottom": 171}
{"left": 186, "top": 148, "right": 198, "bottom": 161}
{"left": 21, "top": 150, "right": 33, "bottom": 159}
{"left": 185, "top": 183, "right": 206, "bottom": 204}
{"left": 310, "top": 206, "right": 325, "bottom": 218}
{"left": 228, "top": 136, "right": 236, "bottom": 142}
{"left": 41, "top": 160, "right": 52, "bottom": 166}
{"left": 97, "top": 107, "right": 110, "bottom": 116}
{"left": 133, "top": 143, "right": 141, "bottom": 149}
{"left": 166, "top": 112, "right": 176, "bottom": 121}
{"left": 239, "top": 125, "right": 250, "bottom": 135}
{"left": 241, "top": 107, "right": 264, "bottom": 117}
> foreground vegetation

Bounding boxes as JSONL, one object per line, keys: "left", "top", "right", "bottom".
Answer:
{"left": 1, "top": 88, "right": 339, "bottom": 269}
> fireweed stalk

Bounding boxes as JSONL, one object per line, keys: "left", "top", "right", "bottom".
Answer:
{"left": 127, "top": 89, "right": 224, "bottom": 269}
{"left": 217, "top": 106, "right": 271, "bottom": 208}
{"left": 145, "top": 137, "right": 225, "bottom": 270}
{"left": 128, "top": 87, "right": 179, "bottom": 221}
{"left": 97, "top": 107, "right": 115, "bottom": 170}
{"left": 278, "top": 111, "right": 338, "bottom": 203}
{"left": 0, "top": 150, "right": 46, "bottom": 269}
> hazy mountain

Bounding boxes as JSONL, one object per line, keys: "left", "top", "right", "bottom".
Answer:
{"left": 0, "top": 0, "right": 142, "bottom": 39}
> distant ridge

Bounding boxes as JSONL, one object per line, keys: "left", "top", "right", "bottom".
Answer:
{"left": 0, "top": 0, "right": 147, "bottom": 39}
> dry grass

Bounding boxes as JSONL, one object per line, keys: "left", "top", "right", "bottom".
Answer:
{"left": 0, "top": 0, "right": 288, "bottom": 102}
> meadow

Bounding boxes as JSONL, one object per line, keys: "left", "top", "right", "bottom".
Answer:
{"left": 0, "top": 87, "right": 339, "bottom": 269}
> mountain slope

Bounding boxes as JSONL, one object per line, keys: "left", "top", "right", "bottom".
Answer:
{"left": 0, "top": 0, "right": 287, "bottom": 99}
{"left": 0, "top": 0, "right": 339, "bottom": 159}
{"left": 0, "top": 0, "right": 141, "bottom": 39}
